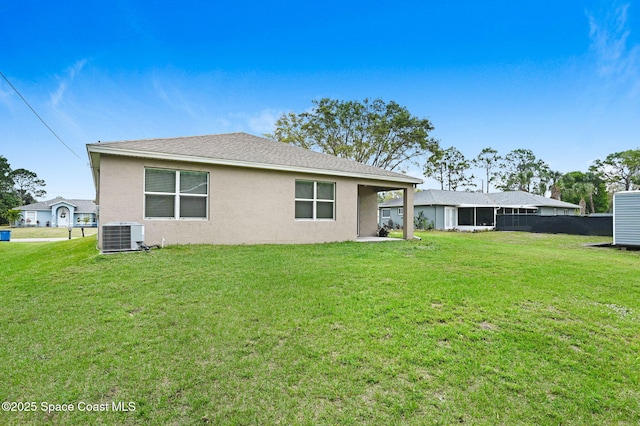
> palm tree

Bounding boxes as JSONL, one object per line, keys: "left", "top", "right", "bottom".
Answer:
{"left": 544, "top": 170, "right": 563, "bottom": 199}
{"left": 574, "top": 182, "right": 596, "bottom": 215}
{"left": 5, "top": 209, "right": 22, "bottom": 227}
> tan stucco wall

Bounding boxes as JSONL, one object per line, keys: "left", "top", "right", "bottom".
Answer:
{"left": 97, "top": 155, "right": 415, "bottom": 247}
{"left": 403, "top": 188, "right": 414, "bottom": 240}
{"left": 357, "top": 185, "right": 380, "bottom": 237}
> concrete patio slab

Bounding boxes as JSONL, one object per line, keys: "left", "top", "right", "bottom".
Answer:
{"left": 356, "top": 237, "right": 403, "bottom": 242}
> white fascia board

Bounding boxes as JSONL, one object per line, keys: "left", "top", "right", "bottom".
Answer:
{"left": 500, "top": 204, "right": 539, "bottom": 209}
{"left": 87, "top": 146, "right": 423, "bottom": 185}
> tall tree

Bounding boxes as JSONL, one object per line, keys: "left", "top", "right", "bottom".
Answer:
{"left": 0, "top": 156, "right": 19, "bottom": 225}
{"left": 537, "top": 169, "right": 563, "bottom": 198}
{"left": 543, "top": 170, "right": 564, "bottom": 200}
{"left": 267, "top": 98, "right": 439, "bottom": 172}
{"left": 378, "top": 190, "right": 403, "bottom": 203}
{"left": 558, "top": 171, "right": 609, "bottom": 213}
{"left": 496, "top": 149, "right": 550, "bottom": 194}
{"left": 423, "top": 148, "right": 447, "bottom": 190}
{"left": 0, "top": 155, "right": 13, "bottom": 193}
{"left": 424, "top": 146, "right": 474, "bottom": 191}
{"left": 589, "top": 149, "right": 640, "bottom": 191}
{"left": 473, "top": 147, "right": 501, "bottom": 193}
{"left": 11, "top": 168, "right": 46, "bottom": 206}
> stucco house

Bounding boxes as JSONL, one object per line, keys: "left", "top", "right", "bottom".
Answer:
{"left": 12, "top": 197, "right": 97, "bottom": 228}
{"left": 87, "top": 132, "right": 422, "bottom": 248}
{"left": 379, "top": 189, "right": 581, "bottom": 231}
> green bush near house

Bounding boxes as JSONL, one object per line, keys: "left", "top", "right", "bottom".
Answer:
{"left": 1, "top": 232, "right": 638, "bottom": 424}
{"left": 4, "top": 209, "right": 22, "bottom": 227}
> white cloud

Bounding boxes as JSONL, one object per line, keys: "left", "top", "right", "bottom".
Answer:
{"left": 587, "top": 3, "right": 639, "bottom": 85}
{"left": 151, "top": 75, "right": 201, "bottom": 120}
{"left": 0, "top": 84, "right": 14, "bottom": 109}
{"left": 247, "top": 109, "right": 281, "bottom": 135}
{"left": 50, "top": 59, "right": 88, "bottom": 108}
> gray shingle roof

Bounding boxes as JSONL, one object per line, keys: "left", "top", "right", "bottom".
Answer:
{"left": 380, "top": 189, "right": 581, "bottom": 209}
{"left": 488, "top": 191, "right": 581, "bottom": 209}
{"left": 87, "top": 132, "right": 422, "bottom": 184}
{"left": 14, "top": 197, "right": 97, "bottom": 213}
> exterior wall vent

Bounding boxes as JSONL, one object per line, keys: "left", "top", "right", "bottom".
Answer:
{"left": 102, "top": 222, "right": 145, "bottom": 252}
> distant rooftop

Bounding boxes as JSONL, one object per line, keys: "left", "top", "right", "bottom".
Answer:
{"left": 14, "top": 197, "right": 97, "bottom": 213}
{"left": 380, "top": 189, "right": 581, "bottom": 209}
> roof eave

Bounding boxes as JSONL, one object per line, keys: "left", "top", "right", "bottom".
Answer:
{"left": 86, "top": 145, "right": 423, "bottom": 185}
{"left": 50, "top": 201, "right": 78, "bottom": 208}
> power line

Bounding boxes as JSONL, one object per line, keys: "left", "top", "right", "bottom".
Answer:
{"left": 0, "top": 70, "right": 84, "bottom": 161}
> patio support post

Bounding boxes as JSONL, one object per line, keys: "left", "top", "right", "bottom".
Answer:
{"left": 402, "top": 186, "right": 414, "bottom": 240}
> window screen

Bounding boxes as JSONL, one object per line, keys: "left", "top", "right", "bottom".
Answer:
{"left": 145, "top": 168, "right": 208, "bottom": 219}
{"left": 458, "top": 207, "right": 474, "bottom": 226}
{"left": 295, "top": 180, "right": 335, "bottom": 220}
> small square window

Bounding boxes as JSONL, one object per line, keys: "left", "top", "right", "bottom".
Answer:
{"left": 145, "top": 194, "right": 175, "bottom": 218}
{"left": 180, "top": 196, "right": 207, "bottom": 218}
{"left": 295, "top": 201, "right": 314, "bottom": 219}
{"left": 145, "top": 169, "right": 176, "bottom": 193}
{"left": 295, "top": 181, "right": 314, "bottom": 199}
{"left": 180, "top": 171, "right": 208, "bottom": 194}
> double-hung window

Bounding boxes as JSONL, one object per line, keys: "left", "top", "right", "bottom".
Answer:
{"left": 144, "top": 168, "right": 208, "bottom": 219}
{"left": 295, "top": 180, "right": 335, "bottom": 220}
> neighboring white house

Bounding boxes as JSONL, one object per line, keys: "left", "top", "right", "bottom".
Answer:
{"left": 613, "top": 191, "right": 640, "bottom": 247}
{"left": 379, "top": 189, "right": 581, "bottom": 231}
{"left": 12, "top": 197, "right": 98, "bottom": 228}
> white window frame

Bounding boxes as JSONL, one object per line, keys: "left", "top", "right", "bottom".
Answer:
{"left": 144, "top": 168, "right": 209, "bottom": 220}
{"left": 381, "top": 208, "right": 391, "bottom": 219}
{"left": 295, "top": 180, "right": 336, "bottom": 221}
{"left": 398, "top": 207, "right": 404, "bottom": 217}
{"left": 24, "top": 211, "right": 36, "bottom": 225}
{"left": 76, "top": 213, "right": 95, "bottom": 224}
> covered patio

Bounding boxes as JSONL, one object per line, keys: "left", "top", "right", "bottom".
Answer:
{"left": 357, "top": 184, "right": 416, "bottom": 241}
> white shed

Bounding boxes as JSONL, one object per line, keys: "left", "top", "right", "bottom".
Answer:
{"left": 613, "top": 191, "right": 640, "bottom": 247}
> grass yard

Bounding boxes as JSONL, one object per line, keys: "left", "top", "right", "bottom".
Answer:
{"left": 0, "top": 226, "right": 98, "bottom": 239}
{"left": 1, "top": 231, "right": 639, "bottom": 425}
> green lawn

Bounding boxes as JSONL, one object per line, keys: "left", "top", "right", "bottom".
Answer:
{"left": 1, "top": 232, "right": 638, "bottom": 425}
{"left": 0, "top": 225, "right": 98, "bottom": 239}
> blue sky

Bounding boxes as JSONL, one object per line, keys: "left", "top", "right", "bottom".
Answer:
{"left": 1, "top": 1, "right": 639, "bottom": 199}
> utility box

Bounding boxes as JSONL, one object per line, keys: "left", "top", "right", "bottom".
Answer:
{"left": 613, "top": 191, "right": 640, "bottom": 247}
{"left": 102, "top": 222, "right": 145, "bottom": 252}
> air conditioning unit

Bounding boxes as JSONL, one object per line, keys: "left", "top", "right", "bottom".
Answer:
{"left": 102, "top": 222, "right": 145, "bottom": 253}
